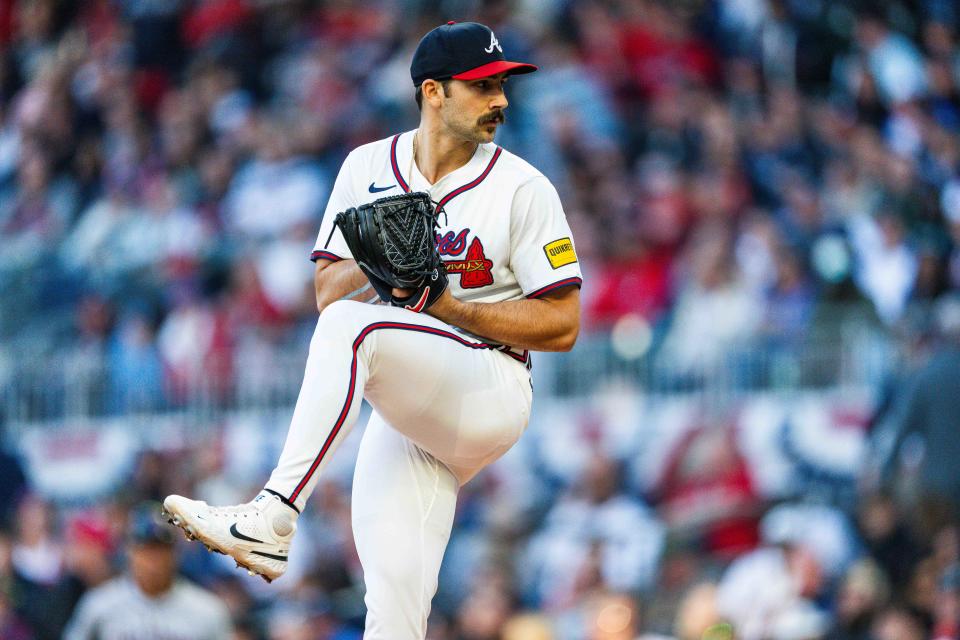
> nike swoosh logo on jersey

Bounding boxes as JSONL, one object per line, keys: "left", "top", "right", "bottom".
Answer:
{"left": 369, "top": 182, "right": 396, "bottom": 193}
{"left": 229, "top": 523, "right": 265, "bottom": 544}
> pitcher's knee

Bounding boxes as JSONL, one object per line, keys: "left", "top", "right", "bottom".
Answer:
{"left": 319, "top": 299, "right": 364, "bottom": 324}
{"left": 314, "top": 300, "right": 367, "bottom": 342}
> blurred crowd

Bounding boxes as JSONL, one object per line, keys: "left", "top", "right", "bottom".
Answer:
{"left": 3, "top": 0, "right": 960, "bottom": 638}
{"left": 1, "top": 0, "right": 960, "bottom": 389}
{"left": 5, "top": 383, "right": 960, "bottom": 640}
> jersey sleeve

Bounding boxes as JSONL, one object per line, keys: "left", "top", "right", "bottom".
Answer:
{"left": 311, "top": 151, "right": 358, "bottom": 262}
{"left": 509, "top": 176, "right": 583, "bottom": 298}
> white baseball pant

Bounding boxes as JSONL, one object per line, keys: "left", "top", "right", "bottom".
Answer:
{"left": 264, "top": 300, "right": 533, "bottom": 638}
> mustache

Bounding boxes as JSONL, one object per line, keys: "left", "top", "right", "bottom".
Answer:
{"left": 479, "top": 111, "right": 505, "bottom": 125}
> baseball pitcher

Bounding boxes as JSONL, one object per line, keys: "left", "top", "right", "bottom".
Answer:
{"left": 164, "top": 21, "right": 582, "bottom": 639}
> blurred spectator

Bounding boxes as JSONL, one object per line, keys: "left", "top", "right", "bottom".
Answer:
{"left": 0, "top": 572, "right": 31, "bottom": 640}
{"left": 870, "top": 606, "right": 927, "bottom": 640}
{"left": 0, "top": 145, "right": 75, "bottom": 270}
{"left": 851, "top": 210, "right": 918, "bottom": 324}
{"left": 0, "top": 532, "right": 34, "bottom": 640}
{"left": 584, "top": 238, "right": 673, "bottom": 329}
{"left": 123, "top": 451, "right": 175, "bottom": 505}
{"left": 524, "top": 453, "right": 665, "bottom": 609}
{"left": 774, "top": 178, "right": 823, "bottom": 255}
{"left": 855, "top": 492, "right": 924, "bottom": 594}
{"left": 760, "top": 502, "right": 858, "bottom": 581}
{"left": 673, "top": 583, "right": 723, "bottom": 640}
{"left": 157, "top": 292, "right": 230, "bottom": 401}
{"left": 853, "top": 12, "right": 927, "bottom": 106}
{"left": 825, "top": 559, "right": 890, "bottom": 640}
{"left": 61, "top": 511, "right": 115, "bottom": 593}
{"left": 761, "top": 245, "right": 815, "bottom": 346}
{"left": 453, "top": 577, "right": 515, "bottom": 640}
{"left": 7, "top": 510, "right": 117, "bottom": 639}
{"left": 934, "top": 562, "right": 960, "bottom": 640}
{"left": 659, "top": 229, "right": 761, "bottom": 380}
{"left": 11, "top": 502, "right": 57, "bottom": 578}
{"left": 716, "top": 541, "right": 827, "bottom": 640}
{"left": 64, "top": 503, "right": 232, "bottom": 640}
{"left": 61, "top": 188, "right": 144, "bottom": 283}
{"left": 224, "top": 116, "right": 328, "bottom": 240}
{"left": 106, "top": 311, "right": 164, "bottom": 413}
{"left": 9, "top": 495, "right": 67, "bottom": 639}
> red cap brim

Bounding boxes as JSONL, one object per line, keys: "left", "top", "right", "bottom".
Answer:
{"left": 452, "top": 60, "right": 538, "bottom": 80}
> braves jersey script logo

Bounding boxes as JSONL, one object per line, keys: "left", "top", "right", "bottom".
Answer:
{"left": 437, "top": 229, "right": 493, "bottom": 288}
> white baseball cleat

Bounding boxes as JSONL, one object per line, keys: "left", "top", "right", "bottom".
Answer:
{"left": 162, "top": 491, "right": 298, "bottom": 583}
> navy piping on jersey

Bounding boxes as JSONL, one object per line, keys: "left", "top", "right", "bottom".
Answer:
{"left": 310, "top": 250, "right": 343, "bottom": 263}
{"left": 288, "top": 321, "right": 529, "bottom": 504}
{"left": 526, "top": 276, "right": 583, "bottom": 299}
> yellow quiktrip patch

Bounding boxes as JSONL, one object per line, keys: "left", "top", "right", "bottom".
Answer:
{"left": 544, "top": 237, "right": 577, "bottom": 269}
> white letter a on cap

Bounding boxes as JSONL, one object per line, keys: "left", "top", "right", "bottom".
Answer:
{"left": 484, "top": 31, "right": 502, "bottom": 54}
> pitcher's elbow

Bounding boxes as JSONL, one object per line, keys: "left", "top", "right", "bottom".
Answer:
{"left": 549, "top": 323, "right": 579, "bottom": 352}
{"left": 558, "top": 327, "right": 579, "bottom": 352}
{"left": 315, "top": 288, "right": 336, "bottom": 315}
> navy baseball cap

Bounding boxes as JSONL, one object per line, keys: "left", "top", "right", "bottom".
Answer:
{"left": 128, "top": 502, "right": 177, "bottom": 546}
{"left": 411, "top": 21, "right": 538, "bottom": 87}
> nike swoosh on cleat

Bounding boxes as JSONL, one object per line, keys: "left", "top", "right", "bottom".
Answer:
{"left": 229, "top": 523, "right": 265, "bottom": 544}
{"left": 251, "top": 550, "right": 288, "bottom": 561}
{"left": 368, "top": 183, "right": 396, "bottom": 193}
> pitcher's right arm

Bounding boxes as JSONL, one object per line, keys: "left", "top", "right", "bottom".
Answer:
{"left": 314, "top": 259, "right": 377, "bottom": 313}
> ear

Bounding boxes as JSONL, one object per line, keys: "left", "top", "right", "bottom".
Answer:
{"left": 421, "top": 79, "right": 445, "bottom": 108}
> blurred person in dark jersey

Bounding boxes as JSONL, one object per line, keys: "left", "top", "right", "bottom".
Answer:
{"left": 878, "top": 294, "right": 960, "bottom": 520}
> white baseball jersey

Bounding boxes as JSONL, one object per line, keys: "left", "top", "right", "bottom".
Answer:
{"left": 311, "top": 130, "right": 583, "bottom": 330}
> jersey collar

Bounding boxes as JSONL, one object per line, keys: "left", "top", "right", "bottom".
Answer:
{"left": 390, "top": 130, "right": 502, "bottom": 214}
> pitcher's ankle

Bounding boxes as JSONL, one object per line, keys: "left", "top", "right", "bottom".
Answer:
{"left": 262, "top": 488, "right": 301, "bottom": 514}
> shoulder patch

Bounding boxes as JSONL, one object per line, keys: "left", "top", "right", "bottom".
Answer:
{"left": 544, "top": 237, "right": 577, "bottom": 269}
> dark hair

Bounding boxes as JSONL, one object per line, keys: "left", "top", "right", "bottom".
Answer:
{"left": 415, "top": 79, "right": 452, "bottom": 111}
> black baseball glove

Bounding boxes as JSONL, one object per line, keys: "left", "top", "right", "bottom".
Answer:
{"left": 333, "top": 192, "right": 448, "bottom": 312}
